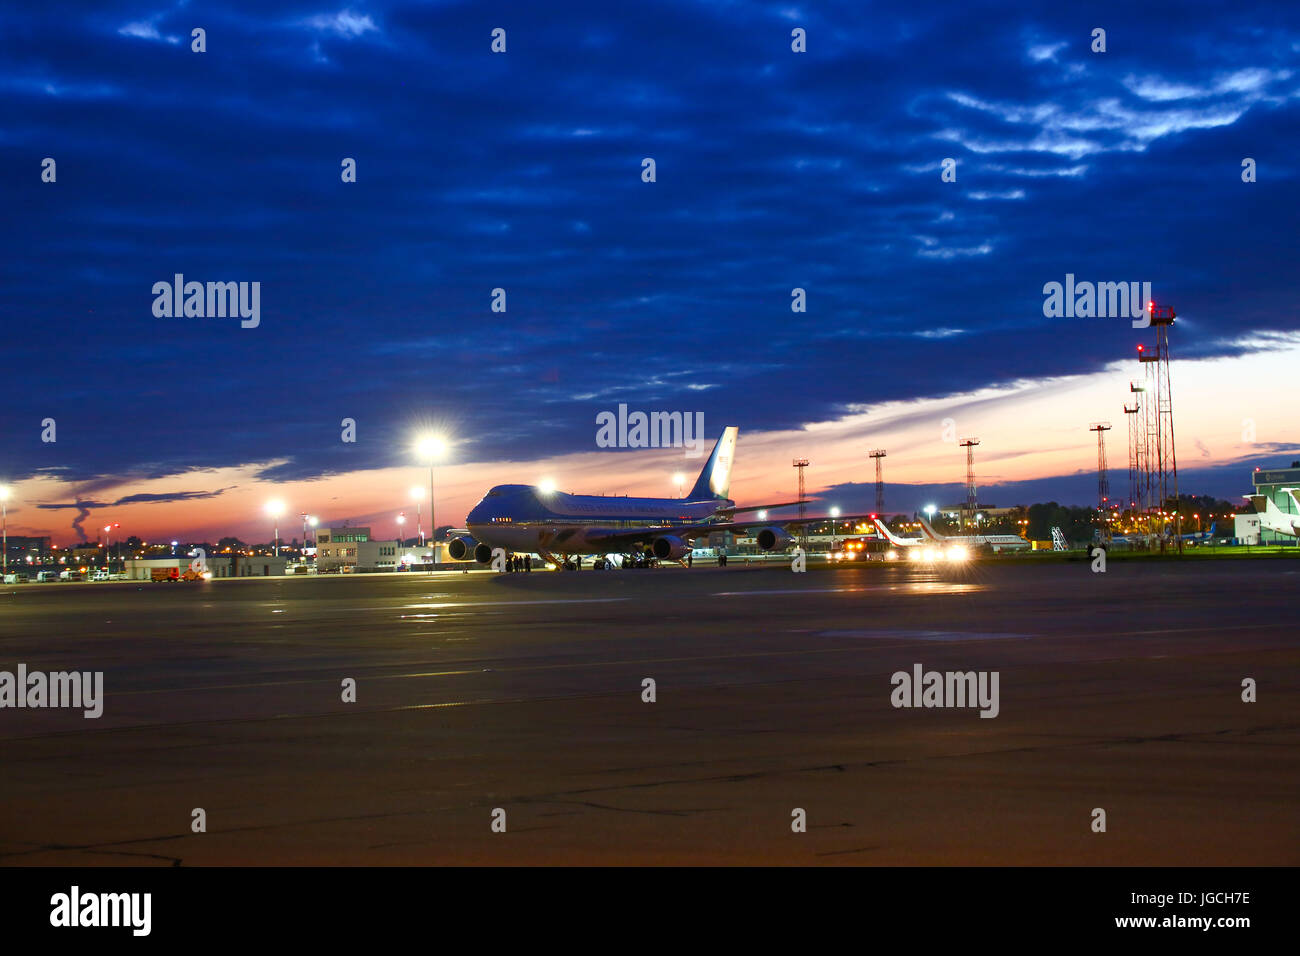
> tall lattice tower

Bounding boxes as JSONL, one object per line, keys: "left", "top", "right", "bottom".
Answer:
{"left": 1141, "top": 369, "right": 1160, "bottom": 547}
{"left": 792, "top": 458, "right": 810, "bottom": 549}
{"left": 1090, "top": 423, "right": 1112, "bottom": 543}
{"left": 1138, "top": 301, "right": 1181, "bottom": 553}
{"left": 959, "top": 438, "right": 980, "bottom": 529}
{"left": 869, "top": 449, "right": 886, "bottom": 514}
{"left": 1124, "top": 383, "right": 1144, "bottom": 517}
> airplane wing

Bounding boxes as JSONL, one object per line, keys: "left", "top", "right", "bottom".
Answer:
{"left": 580, "top": 512, "right": 886, "bottom": 551}
{"left": 763, "top": 512, "right": 885, "bottom": 530}
{"left": 713, "top": 500, "right": 808, "bottom": 514}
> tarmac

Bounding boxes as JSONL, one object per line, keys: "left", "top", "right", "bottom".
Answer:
{"left": 0, "top": 557, "right": 1296, "bottom": 865}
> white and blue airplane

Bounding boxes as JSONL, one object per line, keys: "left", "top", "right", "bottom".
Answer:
{"left": 446, "top": 426, "right": 866, "bottom": 567}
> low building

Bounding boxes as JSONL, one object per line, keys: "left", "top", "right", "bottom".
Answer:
{"left": 210, "top": 554, "right": 288, "bottom": 577}
{"left": 3, "top": 535, "right": 52, "bottom": 563}
{"left": 71, "top": 546, "right": 105, "bottom": 567}
{"left": 125, "top": 554, "right": 287, "bottom": 578}
{"left": 1234, "top": 513, "right": 1262, "bottom": 546}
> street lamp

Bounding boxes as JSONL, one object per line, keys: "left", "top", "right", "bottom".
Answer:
{"left": 0, "top": 486, "right": 9, "bottom": 574}
{"left": 830, "top": 506, "right": 841, "bottom": 548}
{"left": 409, "top": 486, "right": 424, "bottom": 546}
{"left": 396, "top": 512, "right": 406, "bottom": 544}
{"left": 673, "top": 472, "right": 686, "bottom": 498}
{"left": 265, "top": 499, "right": 286, "bottom": 557}
{"left": 415, "top": 435, "right": 448, "bottom": 567}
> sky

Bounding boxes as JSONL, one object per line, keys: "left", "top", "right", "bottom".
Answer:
{"left": 1, "top": 0, "right": 1297, "bottom": 545}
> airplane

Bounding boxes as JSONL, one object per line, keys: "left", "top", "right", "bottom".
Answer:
{"left": 445, "top": 426, "right": 879, "bottom": 568}
{"left": 1249, "top": 491, "right": 1300, "bottom": 538}
{"left": 1179, "top": 521, "right": 1220, "bottom": 543}
{"left": 916, "top": 515, "right": 1030, "bottom": 552}
{"left": 871, "top": 516, "right": 975, "bottom": 562}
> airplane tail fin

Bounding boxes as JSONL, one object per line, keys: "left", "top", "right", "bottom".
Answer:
{"left": 873, "top": 518, "right": 915, "bottom": 547}
{"left": 1251, "top": 494, "right": 1289, "bottom": 517}
{"left": 687, "top": 426, "right": 739, "bottom": 501}
{"left": 917, "top": 515, "right": 947, "bottom": 542}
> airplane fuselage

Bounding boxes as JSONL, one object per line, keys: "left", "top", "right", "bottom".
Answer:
{"left": 916, "top": 516, "right": 1029, "bottom": 551}
{"left": 465, "top": 484, "right": 732, "bottom": 556}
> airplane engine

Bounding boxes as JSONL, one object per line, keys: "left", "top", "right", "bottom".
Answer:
{"left": 652, "top": 535, "right": 690, "bottom": 561}
{"left": 474, "top": 543, "right": 493, "bottom": 564}
{"left": 447, "top": 536, "right": 481, "bottom": 561}
{"left": 755, "top": 527, "right": 793, "bottom": 551}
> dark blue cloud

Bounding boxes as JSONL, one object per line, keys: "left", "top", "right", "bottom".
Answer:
{"left": 1, "top": 0, "right": 1297, "bottom": 500}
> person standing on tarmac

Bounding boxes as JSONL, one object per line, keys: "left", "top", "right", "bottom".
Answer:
{"left": 525, "top": 554, "right": 532, "bottom": 572}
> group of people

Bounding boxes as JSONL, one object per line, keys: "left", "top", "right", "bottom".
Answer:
{"left": 504, "top": 553, "right": 532, "bottom": 572}
{"left": 685, "top": 552, "right": 728, "bottom": 566}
